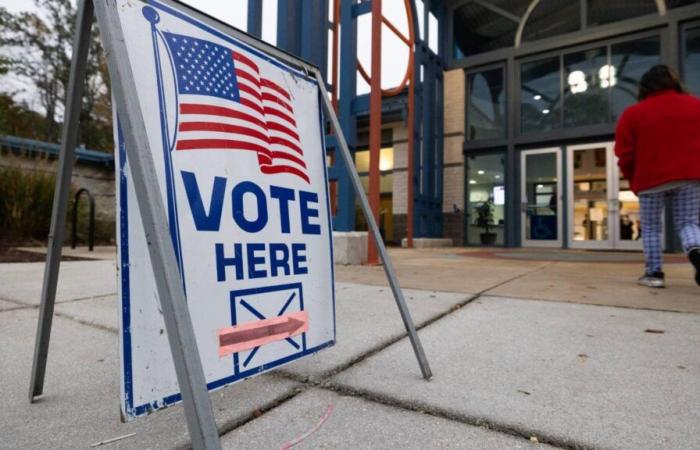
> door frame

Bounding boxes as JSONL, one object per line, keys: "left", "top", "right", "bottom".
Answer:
{"left": 521, "top": 147, "right": 563, "bottom": 248}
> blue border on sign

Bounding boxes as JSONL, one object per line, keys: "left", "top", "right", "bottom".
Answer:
{"left": 118, "top": 119, "right": 135, "bottom": 417}
{"left": 119, "top": 1, "right": 336, "bottom": 418}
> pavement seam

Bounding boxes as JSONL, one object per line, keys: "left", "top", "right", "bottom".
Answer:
{"left": 53, "top": 311, "right": 118, "bottom": 334}
{"left": 0, "top": 304, "right": 36, "bottom": 313}
{"left": 0, "top": 292, "right": 116, "bottom": 307}
{"left": 317, "top": 381, "right": 591, "bottom": 450}
{"left": 276, "top": 293, "right": 478, "bottom": 383}
{"left": 479, "top": 292, "right": 700, "bottom": 316}
{"left": 175, "top": 385, "right": 309, "bottom": 450}
{"left": 476, "top": 261, "right": 554, "bottom": 296}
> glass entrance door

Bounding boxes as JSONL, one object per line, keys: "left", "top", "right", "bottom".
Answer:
{"left": 521, "top": 148, "right": 562, "bottom": 247}
{"left": 567, "top": 142, "right": 643, "bottom": 250}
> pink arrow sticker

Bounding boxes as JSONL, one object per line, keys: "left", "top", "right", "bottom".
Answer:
{"left": 218, "top": 311, "right": 309, "bottom": 357}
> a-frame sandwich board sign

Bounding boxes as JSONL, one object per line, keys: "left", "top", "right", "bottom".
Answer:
{"left": 28, "top": 0, "right": 432, "bottom": 448}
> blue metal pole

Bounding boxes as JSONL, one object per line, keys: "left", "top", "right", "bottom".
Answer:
{"left": 247, "top": 0, "right": 262, "bottom": 39}
{"left": 334, "top": 0, "right": 358, "bottom": 231}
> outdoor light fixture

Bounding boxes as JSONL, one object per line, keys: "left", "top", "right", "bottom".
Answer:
{"left": 568, "top": 70, "right": 588, "bottom": 93}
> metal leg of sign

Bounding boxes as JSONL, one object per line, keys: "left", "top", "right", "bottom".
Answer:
{"left": 29, "top": 0, "right": 95, "bottom": 402}
{"left": 314, "top": 70, "right": 433, "bottom": 381}
{"left": 92, "top": 2, "right": 221, "bottom": 449}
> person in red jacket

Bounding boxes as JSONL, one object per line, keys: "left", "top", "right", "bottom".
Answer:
{"left": 615, "top": 65, "right": 700, "bottom": 288}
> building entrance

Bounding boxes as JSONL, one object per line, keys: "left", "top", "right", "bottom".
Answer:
{"left": 566, "top": 142, "right": 643, "bottom": 250}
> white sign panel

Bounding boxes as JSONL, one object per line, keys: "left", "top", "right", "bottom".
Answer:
{"left": 113, "top": 0, "right": 335, "bottom": 419}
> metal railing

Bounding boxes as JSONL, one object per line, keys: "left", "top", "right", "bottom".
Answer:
{"left": 71, "top": 188, "right": 95, "bottom": 251}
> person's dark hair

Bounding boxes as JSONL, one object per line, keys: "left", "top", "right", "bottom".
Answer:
{"left": 638, "top": 65, "right": 686, "bottom": 100}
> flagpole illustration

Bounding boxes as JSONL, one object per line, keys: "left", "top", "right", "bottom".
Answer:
{"left": 143, "top": 6, "right": 187, "bottom": 286}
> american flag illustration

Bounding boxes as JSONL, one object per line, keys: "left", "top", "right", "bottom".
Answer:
{"left": 163, "top": 32, "right": 309, "bottom": 183}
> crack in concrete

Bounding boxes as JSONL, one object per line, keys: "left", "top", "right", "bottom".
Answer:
{"left": 53, "top": 311, "right": 118, "bottom": 334}
{"left": 0, "top": 292, "right": 116, "bottom": 308}
{"left": 480, "top": 292, "right": 700, "bottom": 315}
{"left": 318, "top": 382, "right": 588, "bottom": 450}
{"left": 173, "top": 386, "right": 309, "bottom": 450}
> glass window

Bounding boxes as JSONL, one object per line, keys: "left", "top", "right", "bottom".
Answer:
{"left": 522, "top": 0, "right": 580, "bottom": 43}
{"left": 467, "top": 68, "right": 506, "bottom": 140}
{"left": 563, "top": 47, "right": 609, "bottom": 127}
{"left": 588, "top": 0, "right": 658, "bottom": 27}
{"left": 466, "top": 153, "right": 505, "bottom": 246}
{"left": 667, "top": 0, "right": 700, "bottom": 8}
{"left": 452, "top": 2, "right": 518, "bottom": 59}
{"left": 611, "top": 36, "right": 661, "bottom": 120}
{"left": 521, "top": 56, "right": 561, "bottom": 133}
{"left": 684, "top": 26, "right": 700, "bottom": 97}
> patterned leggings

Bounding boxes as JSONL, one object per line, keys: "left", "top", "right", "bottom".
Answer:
{"left": 639, "top": 182, "right": 700, "bottom": 273}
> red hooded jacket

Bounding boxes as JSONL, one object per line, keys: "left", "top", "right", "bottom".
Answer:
{"left": 614, "top": 90, "right": 700, "bottom": 194}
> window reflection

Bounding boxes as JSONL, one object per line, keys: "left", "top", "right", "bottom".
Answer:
{"left": 587, "top": 0, "right": 657, "bottom": 27}
{"left": 564, "top": 47, "right": 608, "bottom": 127}
{"left": 683, "top": 27, "right": 700, "bottom": 96}
{"left": 611, "top": 37, "right": 660, "bottom": 120}
{"left": 519, "top": 34, "right": 660, "bottom": 133}
{"left": 452, "top": 2, "right": 518, "bottom": 59}
{"left": 521, "top": 57, "right": 561, "bottom": 133}
{"left": 467, "top": 68, "right": 506, "bottom": 140}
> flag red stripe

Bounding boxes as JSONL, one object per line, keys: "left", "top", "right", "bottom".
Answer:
{"left": 262, "top": 93, "right": 293, "bottom": 112}
{"left": 267, "top": 121, "right": 300, "bottom": 141}
{"left": 239, "top": 97, "right": 265, "bottom": 116}
{"left": 263, "top": 106, "right": 297, "bottom": 127}
{"left": 178, "top": 122, "right": 269, "bottom": 144}
{"left": 271, "top": 151, "right": 307, "bottom": 168}
{"left": 232, "top": 52, "right": 259, "bottom": 73}
{"left": 261, "top": 79, "right": 291, "bottom": 101}
{"left": 270, "top": 136, "right": 303, "bottom": 155}
{"left": 179, "top": 104, "right": 267, "bottom": 130}
{"left": 260, "top": 164, "right": 310, "bottom": 183}
{"left": 237, "top": 81, "right": 262, "bottom": 100}
{"left": 176, "top": 139, "right": 272, "bottom": 158}
{"left": 235, "top": 68, "right": 260, "bottom": 87}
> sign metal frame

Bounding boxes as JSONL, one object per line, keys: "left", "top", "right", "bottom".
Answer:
{"left": 28, "top": 1, "right": 432, "bottom": 448}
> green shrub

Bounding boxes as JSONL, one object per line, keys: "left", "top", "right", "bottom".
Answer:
{"left": 0, "top": 167, "right": 115, "bottom": 245}
{"left": 0, "top": 167, "right": 56, "bottom": 243}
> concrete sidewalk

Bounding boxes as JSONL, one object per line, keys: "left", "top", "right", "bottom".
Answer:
{"left": 1, "top": 248, "right": 699, "bottom": 449}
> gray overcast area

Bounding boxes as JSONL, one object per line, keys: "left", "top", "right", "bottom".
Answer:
{"left": 0, "top": 0, "right": 428, "bottom": 111}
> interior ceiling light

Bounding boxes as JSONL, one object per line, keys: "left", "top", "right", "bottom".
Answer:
{"left": 494, "top": 175, "right": 501, "bottom": 179}
{"left": 542, "top": 109, "right": 550, "bottom": 114}
{"left": 599, "top": 64, "right": 617, "bottom": 88}
{"left": 533, "top": 94, "right": 542, "bottom": 100}
{"left": 469, "top": 180, "right": 476, "bottom": 185}
{"left": 477, "top": 170, "right": 485, "bottom": 175}
{"left": 568, "top": 70, "right": 588, "bottom": 94}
